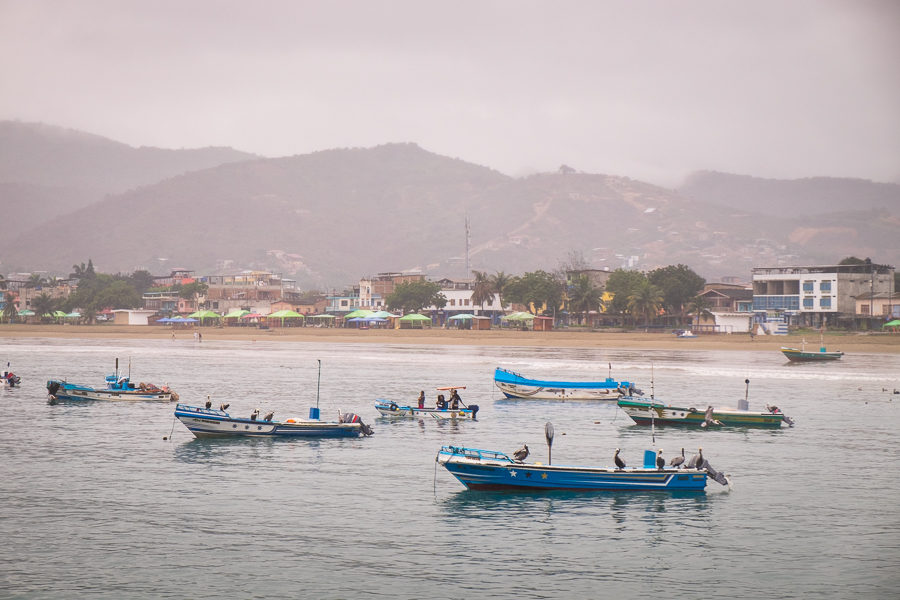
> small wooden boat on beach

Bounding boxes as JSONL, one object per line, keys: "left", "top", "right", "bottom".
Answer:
{"left": 174, "top": 404, "right": 372, "bottom": 438}
{"left": 436, "top": 446, "right": 728, "bottom": 491}
{"left": 493, "top": 367, "right": 634, "bottom": 401}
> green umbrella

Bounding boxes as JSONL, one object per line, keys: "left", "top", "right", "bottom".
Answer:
{"left": 187, "top": 310, "right": 221, "bottom": 323}
{"left": 447, "top": 313, "right": 475, "bottom": 320}
{"left": 52, "top": 310, "right": 67, "bottom": 318}
{"left": 223, "top": 309, "right": 250, "bottom": 319}
{"left": 502, "top": 311, "right": 535, "bottom": 321}
{"left": 883, "top": 319, "right": 900, "bottom": 327}
{"left": 17, "top": 309, "right": 35, "bottom": 316}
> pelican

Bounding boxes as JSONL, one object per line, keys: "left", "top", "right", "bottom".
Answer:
{"left": 669, "top": 447, "right": 685, "bottom": 468}
{"left": 701, "top": 406, "right": 723, "bottom": 428}
{"left": 513, "top": 444, "right": 529, "bottom": 462}
{"left": 204, "top": 399, "right": 212, "bottom": 409}
{"left": 656, "top": 449, "right": 665, "bottom": 470}
{"left": 250, "top": 408, "right": 259, "bottom": 421}
{"left": 688, "top": 447, "right": 703, "bottom": 468}
{"left": 614, "top": 448, "right": 626, "bottom": 470}
{"left": 219, "top": 403, "right": 230, "bottom": 411}
{"left": 263, "top": 411, "right": 274, "bottom": 422}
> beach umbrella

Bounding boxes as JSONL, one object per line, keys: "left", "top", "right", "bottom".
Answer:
{"left": 369, "top": 310, "right": 395, "bottom": 319}
{"left": 344, "top": 309, "right": 374, "bottom": 319}
{"left": 447, "top": 313, "right": 475, "bottom": 320}
{"left": 223, "top": 309, "right": 250, "bottom": 319}
{"left": 17, "top": 309, "right": 35, "bottom": 316}
{"left": 882, "top": 319, "right": 900, "bottom": 328}
{"left": 65, "top": 312, "right": 81, "bottom": 319}
{"left": 52, "top": 310, "right": 67, "bottom": 318}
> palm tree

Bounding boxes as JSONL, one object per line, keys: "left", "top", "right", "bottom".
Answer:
{"left": 470, "top": 270, "right": 494, "bottom": 311}
{"left": 32, "top": 293, "right": 56, "bottom": 323}
{"left": 490, "top": 271, "right": 511, "bottom": 309}
{"left": 687, "top": 295, "right": 714, "bottom": 332}
{"left": 2, "top": 292, "right": 18, "bottom": 324}
{"left": 627, "top": 280, "right": 664, "bottom": 327}
{"left": 27, "top": 273, "right": 45, "bottom": 288}
{"left": 568, "top": 274, "right": 601, "bottom": 325}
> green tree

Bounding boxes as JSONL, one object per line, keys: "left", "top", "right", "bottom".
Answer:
{"left": 686, "top": 295, "right": 714, "bottom": 330}
{"left": 70, "top": 259, "right": 96, "bottom": 280}
{"left": 179, "top": 281, "right": 209, "bottom": 300}
{"left": 2, "top": 292, "right": 18, "bottom": 323}
{"left": 567, "top": 274, "right": 602, "bottom": 325}
{"left": 503, "top": 271, "right": 564, "bottom": 315}
{"left": 95, "top": 280, "right": 141, "bottom": 309}
{"left": 27, "top": 273, "right": 46, "bottom": 288}
{"left": 386, "top": 280, "right": 447, "bottom": 313}
{"left": 838, "top": 256, "right": 868, "bottom": 265}
{"left": 604, "top": 269, "right": 648, "bottom": 319}
{"left": 470, "top": 270, "right": 494, "bottom": 310}
{"left": 32, "top": 293, "right": 57, "bottom": 321}
{"left": 626, "top": 279, "right": 664, "bottom": 326}
{"left": 129, "top": 270, "right": 156, "bottom": 296}
{"left": 490, "top": 271, "right": 511, "bottom": 309}
{"left": 648, "top": 264, "right": 705, "bottom": 324}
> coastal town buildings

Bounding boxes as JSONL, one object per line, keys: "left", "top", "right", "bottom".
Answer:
{"left": 696, "top": 283, "right": 754, "bottom": 333}
{"left": 752, "top": 262, "right": 895, "bottom": 328}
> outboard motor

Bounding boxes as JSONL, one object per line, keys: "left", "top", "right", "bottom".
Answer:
{"left": 469, "top": 404, "right": 479, "bottom": 420}
{"left": 699, "top": 459, "right": 730, "bottom": 486}
{"left": 340, "top": 412, "right": 374, "bottom": 436}
{"left": 47, "top": 380, "right": 61, "bottom": 405}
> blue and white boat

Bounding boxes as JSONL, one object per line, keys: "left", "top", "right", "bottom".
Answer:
{"left": 174, "top": 404, "right": 372, "bottom": 438}
{"left": 46, "top": 359, "right": 176, "bottom": 402}
{"left": 375, "top": 400, "right": 478, "bottom": 420}
{"left": 437, "top": 446, "right": 726, "bottom": 492}
{"left": 494, "top": 367, "right": 633, "bottom": 401}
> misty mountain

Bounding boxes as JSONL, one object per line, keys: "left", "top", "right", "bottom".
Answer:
{"left": 679, "top": 170, "right": 899, "bottom": 217}
{"left": 1, "top": 125, "right": 897, "bottom": 286}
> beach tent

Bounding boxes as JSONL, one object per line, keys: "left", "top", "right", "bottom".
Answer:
{"left": 344, "top": 309, "right": 374, "bottom": 319}
{"left": 398, "top": 313, "right": 432, "bottom": 329}
{"left": 17, "top": 309, "right": 35, "bottom": 316}
{"left": 370, "top": 310, "right": 396, "bottom": 319}
{"left": 448, "top": 313, "right": 476, "bottom": 329}
{"left": 188, "top": 310, "right": 221, "bottom": 324}
{"left": 268, "top": 309, "right": 304, "bottom": 326}
{"left": 882, "top": 319, "right": 900, "bottom": 327}
{"left": 64, "top": 312, "right": 81, "bottom": 319}
{"left": 502, "top": 311, "right": 535, "bottom": 320}
{"left": 223, "top": 309, "right": 250, "bottom": 319}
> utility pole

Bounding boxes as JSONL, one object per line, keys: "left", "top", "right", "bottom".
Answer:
{"left": 464, "top": 215, "right": 470, "bottom": 279}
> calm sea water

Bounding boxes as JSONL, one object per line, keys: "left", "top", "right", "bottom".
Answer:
{"left": 1, "top": 336, "right": 898, "bottom": 599}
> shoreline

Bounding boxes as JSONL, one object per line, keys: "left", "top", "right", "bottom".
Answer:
{"left": 2, "top": 324, "right": 899, "bottom": 353}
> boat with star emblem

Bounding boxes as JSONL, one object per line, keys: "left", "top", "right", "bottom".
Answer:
{"left": 436, "top": 445, "right": 728, "bottom": 492}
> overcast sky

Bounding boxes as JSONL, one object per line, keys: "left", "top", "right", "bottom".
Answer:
{"left": 1, "top": 0, "right": 898, "bottom": 186}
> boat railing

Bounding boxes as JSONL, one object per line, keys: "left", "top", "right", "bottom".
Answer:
{"left": 441, "top": 446, "right": 513, "bottom": 462}
{"left": 175, "top": 403, "right": 228, "bottom": 416}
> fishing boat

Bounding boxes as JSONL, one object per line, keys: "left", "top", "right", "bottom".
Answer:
{"left": 493, "top": 367, "right": 634, "bottom": 401}
{"left": 780, "top": 345, "right": 844, "bottom": 361}
{"left": 173, "top": 404, "right": 371, "bottom": 438}
{"left": 46, "top": 359, "right": 176, "bottom": 403}
{"left": 436, "top": 446, "right": 725, "bottom": 491}
{"left": 617, "top": 397, "right": 793, "bottom": 428}
{"left": 2, "top": 363, "right": 20, "bottom": 387}
{"left": 375, "top": 386, "right": 479, "bottom": 420}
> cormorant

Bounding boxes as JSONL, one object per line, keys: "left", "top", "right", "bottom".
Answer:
{"left": 669, "top": 447, "right": 685, "bottom": 468}
{"left": 614, "top": 448, "right": 626, "bottom": 470}
{"left": 513, "top": 444, "right": 529, "bottom": 462}
{"left": 656, "top": 449, "right": 665, "bottom": 470}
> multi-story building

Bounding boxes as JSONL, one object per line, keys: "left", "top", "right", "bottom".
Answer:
{"left": 358, "top": 273, "right": 425, "bottom": 309}
{"left": 752, "top": 263, "right": 895, "bottom": 327}
{"left": 696, "top": 283, "right": 754, "bottom": 333}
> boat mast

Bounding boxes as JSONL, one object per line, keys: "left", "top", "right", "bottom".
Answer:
{"left": 316, "top": 359, "right": 321, "bottom": 410}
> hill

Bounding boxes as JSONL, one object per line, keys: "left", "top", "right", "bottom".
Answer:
{"left": 1, "top": 126, "right": 897, "bottom": 286}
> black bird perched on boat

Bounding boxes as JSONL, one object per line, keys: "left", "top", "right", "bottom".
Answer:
{"left": 219, "top": 403, "right": 230, "bottom": 411}
{"left": 656, "top": 449, "right": 665, "bottom": 470}
{"left": 614, "top": 448, "right": 626, "bottom": 470}
{"left": 513, "top": 444, "right": 529, "bottom": 462}
{"left": 250, "top": 408, "right": 259, "bottom": 421}
{"left": 205, "top": 399, "right": 212, "bottom": 409}
{"left": 263, "top": 411, "right": 274, "bottom": 422}
{"left": 669, "top": 448, "right": 685, "bottom": 469}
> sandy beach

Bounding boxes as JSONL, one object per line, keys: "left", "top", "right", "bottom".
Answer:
{"left": 2, "top": 324, "right": 899, "bottom": 353}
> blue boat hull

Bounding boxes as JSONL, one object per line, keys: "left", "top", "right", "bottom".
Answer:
{"left": 47, "top": 379, "right": 173, "bottom": 402}
{"left": 437, "top": 447, "right": 707, "bottom": 492}
{"left": 493, "top": 367, "right": 631, "bottom": 401}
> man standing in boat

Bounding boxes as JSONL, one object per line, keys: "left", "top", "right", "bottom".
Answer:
{"left": 417, "top": 391, "right": 425, "bottom": 409}
{"left": 450, "top": 389, "right": 461, "bottom": 410}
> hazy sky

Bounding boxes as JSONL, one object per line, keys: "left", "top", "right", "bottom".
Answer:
{"left": 1, "top": 0, "right": 898, "bottom": 186}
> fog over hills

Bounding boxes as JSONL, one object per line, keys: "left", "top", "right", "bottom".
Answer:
{"left": 1, "top": 122, "right": 897, "bottom": 287}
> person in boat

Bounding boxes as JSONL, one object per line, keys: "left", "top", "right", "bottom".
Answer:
{"left": 450, "top": 389, "right": 460, "bottom": 410}
{"left": 417, "top": 391, "right": 425, "bottom": 409}
{"left": 436, "top": 394, "right": 446, "bottom": 410}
